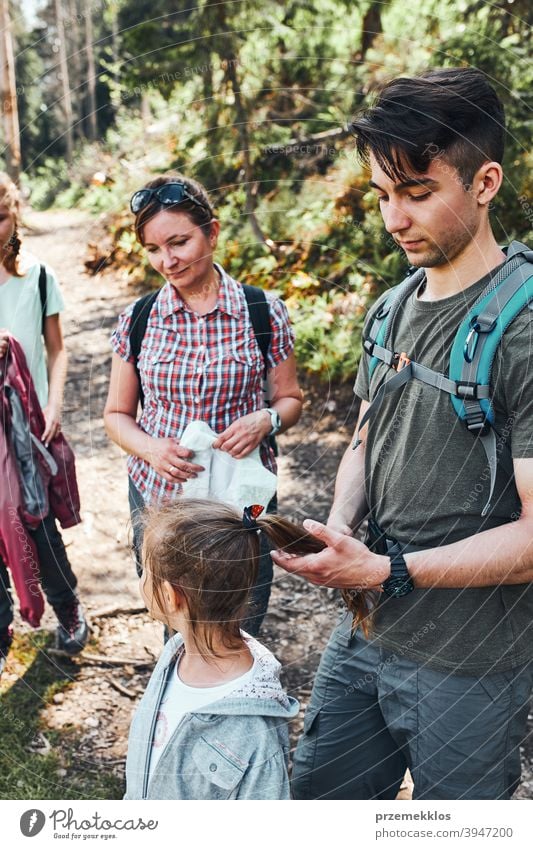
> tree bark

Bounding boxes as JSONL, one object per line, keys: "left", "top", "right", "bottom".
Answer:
{"left": 216, "top": 1, "right": 273, "bottom": 250}
{"left": 360, "top": 2, "right": 385, "bottom": 61}
{"left": 0, "top": 0, "right": 21, "bottom": 182}
{"left": 84, "top": 2, "right": 98, "bottom": 140}
{"left": 54, "top": 0, "right": 74, "bottom": 162}
{"left": 66, "top": 0, "right": 82, "bottom": 139}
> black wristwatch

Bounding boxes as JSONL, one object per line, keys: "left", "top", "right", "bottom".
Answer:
{"left": 381, "top": 546, "right": 415, "bottom": 598}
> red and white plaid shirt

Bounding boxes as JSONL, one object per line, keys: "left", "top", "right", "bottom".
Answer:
{"left": 111, "top": 264, "right": 295, "bottom": 504}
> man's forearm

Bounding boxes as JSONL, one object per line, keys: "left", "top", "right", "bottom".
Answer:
{"left": 406, "top": 517, "right": 533, "bottom": 588}
{"left": 328, "top": 440, "right": 368, "bottom": 531}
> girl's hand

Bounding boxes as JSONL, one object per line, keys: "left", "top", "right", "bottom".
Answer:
{"left": 0, "top": 329, "right": 9, "bottom": 358}
{"left": 145, "top": 437, "right": 205, "bottom": 483}
{"left": 212, "top": 410, "right": 271, "bottom": 459}
{"left": 42, "top": 401, "right": 62, "bottom": 447}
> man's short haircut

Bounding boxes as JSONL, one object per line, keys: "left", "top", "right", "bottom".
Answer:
{"left": 349, "top": 67, "right": 506, "bottom": 188}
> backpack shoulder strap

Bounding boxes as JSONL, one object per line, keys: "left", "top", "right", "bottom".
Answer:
{"left": 365, "top": 268, "right": 425, "bottom": 379}
{"left": 448, "top": 246, "right": 533, "bottom": 516}
{"left": 450, "top": 247, "right": 533, "bottom": 429}
{"left": 128, "top": 290, "right": 160, "bottom": 410}
{"left": 242, "top": 283, "right": 271, "bottom": 378}
{"left": 39, "top": 264, "right": 47, "bottom": 335}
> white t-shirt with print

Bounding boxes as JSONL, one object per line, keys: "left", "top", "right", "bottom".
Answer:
{"left": 0, "top": 252, "right": 65, "bottom": 406}
{"left": 148, "top": 652, "right": 257, "bottom": 784}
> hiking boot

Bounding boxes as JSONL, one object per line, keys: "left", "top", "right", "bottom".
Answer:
{"left": 0, "top": 626, "right": 14, "bottom": 678}
{"left": 54, "top": 600, "right": 88, "bottom": 655}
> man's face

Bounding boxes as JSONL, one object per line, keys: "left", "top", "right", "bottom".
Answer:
{"left": 369, "top": 153, "right": 481, "bottom": 268}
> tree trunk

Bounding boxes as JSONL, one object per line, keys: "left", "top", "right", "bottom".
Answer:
{"left": 0, "top": 0, "right": 21, "bottom": 182}
{"left": 66, "top": 0, "right": 82, "bottom": 139}
{"left": 111, "top": 0, "right": 120, "bottom": 108}
{"left": 84, "top": 2, "right": 98, "bottom": 140}
{"left": 54, "top": 0, "right": 74, "bottom": 162}
{"left": 361, "top": 2, "right": 385, "bottom": 60}
{"left": 216, "top": 3, "right": 273, "bottom": 250}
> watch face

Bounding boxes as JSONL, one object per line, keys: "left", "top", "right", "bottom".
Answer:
{"left": 268, "top": 409, "right": 281, "bottom": 433}
{"left": 382, "top": 576, "right": 414, "bottom": 598}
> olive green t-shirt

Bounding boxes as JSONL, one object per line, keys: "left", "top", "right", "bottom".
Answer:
{"left": 354, "top": 259, "right": 533, "bottom": 673}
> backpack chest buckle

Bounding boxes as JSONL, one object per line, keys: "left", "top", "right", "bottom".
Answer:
{"left": 392, "top": 351, "right": 411, "bottom": 371}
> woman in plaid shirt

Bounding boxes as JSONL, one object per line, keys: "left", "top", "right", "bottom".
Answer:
{"left": 104, "top": 173, "right": 302, "bottom": 633}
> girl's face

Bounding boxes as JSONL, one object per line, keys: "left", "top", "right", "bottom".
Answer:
{"left": 142, "top": 209, "right": 220, "bottom": 293}
{"left": 139, "top": 565, "right": 165, "bottom": 622}
{"left": 139, "top": 565, "right": 187, "bottom": 631}
{"left": 0, "top": 205, "right": 16, "bottom": 258}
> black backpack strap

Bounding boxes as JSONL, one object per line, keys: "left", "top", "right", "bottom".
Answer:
{"left": 242, "top": 283, "right": 279, "bottom": 456}
{"left": 242, "top": 283, "right": 271, "bottom": 378}
{"left": 39, "top": 264, "right": 47, "bottom": 335}
{"left": 129, "top": 291, "right": 160, "bottom": 410}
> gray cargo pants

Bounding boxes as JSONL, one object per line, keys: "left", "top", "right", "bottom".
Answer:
{"left": 292, "top": 612, "right": 533, "bottom": 800}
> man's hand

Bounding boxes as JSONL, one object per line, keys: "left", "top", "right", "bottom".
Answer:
{"left": 271, "top": 519, "right": 389, "bottom": 590}
{"left": 326, "top": 514, "right": 354, "bottom": 537}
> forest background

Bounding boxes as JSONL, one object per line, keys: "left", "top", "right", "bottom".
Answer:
{"left": 3, "top": 0, "right": 532, "bottom": 381}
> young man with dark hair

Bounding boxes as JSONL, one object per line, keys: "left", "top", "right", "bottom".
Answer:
{"left": 273, "top": 68, "right": 533, "bottom": 800}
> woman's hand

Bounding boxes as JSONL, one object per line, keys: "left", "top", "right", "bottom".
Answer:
{"left": 212, "top": 410, "right": 271, "bottom": 459}
{"left": 41, "top": 400, "right": 62, "bottom": 446}
{"left": 145, "top": 437, "right": 205, "bottom": 484}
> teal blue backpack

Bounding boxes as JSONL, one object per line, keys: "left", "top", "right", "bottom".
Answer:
{"left": 355, "top": 241, "right": 533, "bottom": 516}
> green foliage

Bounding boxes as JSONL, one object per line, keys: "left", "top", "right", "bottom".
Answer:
{"left": 16, "top": 0, "right": 533, "bottom": 379}
{"left": 0, "top": 632, "right": 123, "bottom": 799}
{"left": 288, "top": 287, "right": 366, "bottom": 381}
{"left": 24, "top": 158, "right": 72, "bottom": 210}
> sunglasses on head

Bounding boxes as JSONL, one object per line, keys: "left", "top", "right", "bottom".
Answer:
{"left": 130, "top": 182, "right": 208, "bottom": 215}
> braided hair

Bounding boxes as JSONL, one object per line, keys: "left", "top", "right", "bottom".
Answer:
{"left": 0, "top": 172, "right": 22, "bottom": 277}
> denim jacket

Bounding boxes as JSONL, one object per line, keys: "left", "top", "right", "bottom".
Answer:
{"left": 125, "top": 633, "right": 299, "bottom": 800}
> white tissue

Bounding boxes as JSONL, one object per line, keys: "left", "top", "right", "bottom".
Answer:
{"left": 179, "top": 421, "right": 277, "bottom": 511}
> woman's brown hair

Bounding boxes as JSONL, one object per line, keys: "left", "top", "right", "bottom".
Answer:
{"left": 0, "top": 172, "right": 22, "bottom": 277}
{"left": 142, "top": 499, "right": 375, "bottom": 657}
{"left": 133, "top": 172, "right": 214, "bottom": 244}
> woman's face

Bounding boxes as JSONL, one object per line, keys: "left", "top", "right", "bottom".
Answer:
{"left": 142, "top": 209, "right": 220, "bottom": 293}
{"left": 0, "top": 204, "right": 16, "bottom": 258}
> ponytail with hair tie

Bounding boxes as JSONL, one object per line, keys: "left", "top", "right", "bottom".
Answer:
{"left": 254, "top": 511, "right": 376, "bottom": 638}
{"left": 142, "top": 498, "right": 376, "bottom": 654}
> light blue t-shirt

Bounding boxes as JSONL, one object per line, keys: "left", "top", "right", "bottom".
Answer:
{"left": 0, "top": 253, "right": 65, "bottom": 406}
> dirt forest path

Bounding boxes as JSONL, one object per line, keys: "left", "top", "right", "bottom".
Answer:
{"left": 6, "top": 209, "right": 531, "bottom": 799}
{"left": 8, "top": 207, "right": 357, "bottom": 794}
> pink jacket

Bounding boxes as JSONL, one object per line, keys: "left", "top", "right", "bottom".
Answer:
{"left": 0, "top": 335, "right": 81, "bottom": 626}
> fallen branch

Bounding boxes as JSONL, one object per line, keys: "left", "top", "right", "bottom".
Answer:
{"left": 263, "top": 126, "right": 350, "bottom": 158}
{"left": 45, "top": 648, "right": 152, "bottom": 668}
{"left": 107, "top": 678, "right": 139, "bottom": 699}
{"left": 89, "top": 604, "right": 146, "bottom": 620}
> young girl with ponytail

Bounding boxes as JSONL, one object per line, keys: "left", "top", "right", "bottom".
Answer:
{"left": 125, "top": 497, "right": 371, "bottom": 800}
